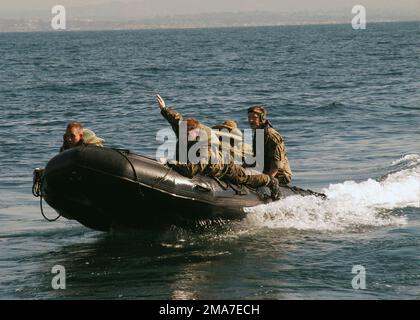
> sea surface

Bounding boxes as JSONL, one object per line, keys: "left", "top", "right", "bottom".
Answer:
{"left": 0, "top": 22, "right": 419, "bottom": 299}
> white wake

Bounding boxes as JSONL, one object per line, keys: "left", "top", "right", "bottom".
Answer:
{"left": 244, "top": 154, "right": 420, "bottom": 231}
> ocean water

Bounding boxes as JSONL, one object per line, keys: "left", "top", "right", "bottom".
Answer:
{"left": 0, "top": 22, "right": 419, "bottom": 299}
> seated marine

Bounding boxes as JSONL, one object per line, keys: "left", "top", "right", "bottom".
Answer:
{"left": 247, "top": 106, "right": 292, "bottom": 185}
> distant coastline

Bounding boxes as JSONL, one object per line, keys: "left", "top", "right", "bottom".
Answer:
{"left": 1, "top": 11, "right": 419, "bottom": 33}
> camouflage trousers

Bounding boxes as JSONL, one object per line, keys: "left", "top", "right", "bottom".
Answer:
{"left": 171, "top": 162, "right": 272, "bottom": 189}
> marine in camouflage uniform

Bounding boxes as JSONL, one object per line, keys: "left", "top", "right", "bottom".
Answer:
{"left": 60, "top": 124, "right": 105, "bottom": 152}
{"left": 246, "top": 106, "right": 292, "bottom": 185}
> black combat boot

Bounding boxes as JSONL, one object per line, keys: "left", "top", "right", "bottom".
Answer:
{"left": 267, "top": 176, "right": 281, "bottom": 201}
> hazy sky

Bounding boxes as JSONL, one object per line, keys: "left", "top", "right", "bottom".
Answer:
{"left": 1, "top": 0, "right": 419, "bottom": 19}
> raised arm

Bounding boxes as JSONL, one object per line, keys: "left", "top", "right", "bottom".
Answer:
{"left": 156, "top": 94, "right": 183, "bottom": 137}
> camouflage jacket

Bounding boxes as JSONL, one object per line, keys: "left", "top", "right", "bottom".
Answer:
{"left": 252, "top": 126, "right": 292, "bottom": 182}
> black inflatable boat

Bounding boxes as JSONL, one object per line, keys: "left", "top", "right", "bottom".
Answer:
{"left": 33, "top": 146, "right": 324, "bottom": 231}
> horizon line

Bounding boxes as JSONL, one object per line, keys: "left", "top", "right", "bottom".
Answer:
{"left": 0, "top": 19, "right": 418, "bottom": 34}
